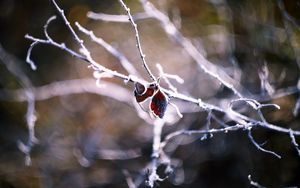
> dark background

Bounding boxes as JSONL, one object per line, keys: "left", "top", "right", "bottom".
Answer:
{"left": 1, "top": 0, "right": 300, "bottom": 187}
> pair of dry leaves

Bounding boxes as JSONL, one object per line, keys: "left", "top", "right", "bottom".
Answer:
{"left": 134, "top": 82, "right": 168, "bottom": 118}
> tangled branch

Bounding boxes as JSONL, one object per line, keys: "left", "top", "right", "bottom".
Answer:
{"left": 13, "top": 0, "right": 300, "bottom": 187}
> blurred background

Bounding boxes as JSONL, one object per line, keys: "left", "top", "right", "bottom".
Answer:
{"left": 1, "top": 0, "right": 300, "bottom": 187}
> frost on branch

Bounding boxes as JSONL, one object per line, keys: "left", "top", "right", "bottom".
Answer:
{"left": 0, "top": 0, "right": 300, "bottom": 187}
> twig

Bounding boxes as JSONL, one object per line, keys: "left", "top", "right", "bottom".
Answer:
{"left": 248, "top": 175, "right": 266, "bottom": 188}
{"left": 87, "top": 12, "right": 151, "bottom": 22}
{"left": 248, "top": 129, "right": 281, "bottom": 159}
{"left": 22, "top": 2, "right": 300, "bottom": 180}
{"left": 0, "top": 79, "right": 132, "bottom": 104}
{"left": 0, "top": 43, "right": 37, "bottom": 165}
{"left": 49, "top": 0, "right": 130, "bottom": 82}
{"left": 25, "top": 0, "right": 300, "bottom": 139}
{"left": 146, "top": 119, "right": 165, "bottom": 187}
{"left": 89, "top": 0, "right": 246, "bottom": 97}
{"left": 156, "top": 63, "right": 184, "bottom": 93}
{"left": 289, "top": 129, "right": 300, "bottom": 156}
{"left": 293, "top": 95, "right": 300, "bottom": 117}
{"left": 277, "top": 0, "right": 300, "bottom": 117}
{"left": 122, "top": 169, "right": 137, "bottom": 188}
{"left": 25, "top": 41, "right": 38, "bottom": 70}
{"left": 139, "top": 0, "right": 245, "bottom": 97}
{"left": 25, "top": 24, "right": 300, "bottom": 138}
{"left": 258, "top": 62, "right": 274, "bottom": 95}
{"left": 75, "top": 22, "right": 140, "bottom": 76}
{"left": 160, "top": 124, "right": 248, "bottom": 149}
{"left": 25, "top": 15, "right": 132, "bottom": 82}
{"left": 118, "top": 0, "right": 156, "bottom": 82}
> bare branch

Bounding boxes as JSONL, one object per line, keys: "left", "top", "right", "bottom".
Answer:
{"left": 0, "top": 43, "right": 37, "bottom": 165}
{"left": 258, "top": 62, "right": 275, "bottom": 95}
{"left": 44, "top": 15, "right": 57, "bottom": 40}
{"left": 87, "top": 11, "right": 151, "bottom": 22}
{"left": 160, "top": 124, "right": 248, "bottom": 149}
{"left": 122, "top": 169, "right": 137, "bottom": 188}
{"left": 156, "top": 63, "right": 184, "bottom": 93}
{"left": 50, "top": 0, "right": 86, "bottom": 54}
{"left": 24, "top": 0, "right": 300, "bottom": 141}
{"left": 0, "top": 79, "right": 132, "bottom": 104}
{"left": 75, "top": 22, "right": 140, "bottom": 76}
{"left": 293, "top": 76, "right": 300, "bottom": 117}
{"left": 139, "top": 0, "right": 245, "bottom": 97}
{"left": 21, "top": 3, "right": 300, "bottom": 184}
{"left": 293, "top": 97, "right": 300, "bottom": 117}
{"left": 25, "top": 34, "right": 87, "bottom": 62}
{"left": 118, "top": 0, "right": 156, "bottom": 82}
{"left": 169, "top": 102, "right": 183, "bottom": 118}
{"left": 146, "top": 119, "right": 165, "bottom": 187}
{"left": 248, "top": 175, "right": 266, "bottom": 188}
{"left": 90, "top": 0, "right": 246, "bottom": 97}
{"left": 248, "top": 129, "right": 281, "bottom": 159}
{"left": 25, "top": 41, "right": 38, "bottom": 70}
{"left": 289, "top": 129, "right": 300, "bottom": 157}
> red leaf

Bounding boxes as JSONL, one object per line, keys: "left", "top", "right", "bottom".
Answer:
{"left": 134, "top": 82, "right": 157, "bottom": 103}
{"left": 150, "top": 90, "right": 168, "bottom": 118}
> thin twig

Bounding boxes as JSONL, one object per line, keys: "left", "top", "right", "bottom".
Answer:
{"left": 0, "top": 79, "right": 132, "bottom": 104}
{"left": 89, "top": 1, "right": 246, "bottom": 97}
{"left": 139, "top": 0, "right": 245, "bottom": 97}
{"left": 25, "top": 41, "right": 38, "bottom": 70}
{"left": 50, "top": 0, "right": 131, "bottom": 82}
{"left": 160, "top": 124, "right": 248, "bottom": 149}
{"left": 156, "top": 63, "right": 184, "bottom": 93}
{"left": 0, "top": 43, "right": 37, "bottom": 165}
{"left": 146, "top": 119, "right": 165, "bottom": 187}
{"left": 24, "top": 26, "right": 300, "bottom": 137}
{"left": 75, "top": 22, "right": 140, "bottom": 76}
{"left": 248, "top": 175, "right": 266, "bottom": 188}
{"left": 25, "top": 1, "right": 300, "bottom": 139}
{"left": 25, "top": 34, "right": 87, "bottom": 62}
{"left": 122, "top": 169, "right": 137, "bottom": 188}
{"left": 87, "top": 12, "right": 151, "bottom": 22}
{"left": 289, "top": 129, "right": 300, "bottom": 156}
{"left": 248, "top": 129, "right": 281, "bottom": 159}
{"left": 118, "top": 0, "right": 156, "bottom": 82}
{"left": 22, "top": 2, "right": 300, "bottom": 180}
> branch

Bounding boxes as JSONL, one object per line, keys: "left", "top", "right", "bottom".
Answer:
{"left": 146, "top": 119, "right": 166, "bottom": 187}
{"left": 0, "top": 78, "right": 132, "bottom": 104}
{"left": 248, "top": 129, "right": 281, "bottom": 159}
{"left": 289, "top": 129, "right": 300, "bottom": 156}
{"left": 75, "top": 22, "right": 140, "bottom": 76}
{"left": 160, "top": 124, "right": 247, "bottom": 149}
{"left": 0, "top": 43, "right": 37, "bottom": 165}
{"left": 49, "top": 0, "right": 131, "bottom": 82}
{"left": 89, "top": 1, "right": 246, "bottom": 97}
{"left": 138, "top": 0, "right": 245, "bottom": 98}
{"left": 118, "top": 0, "right": 156, "bottom": 82}
{"left": 248, "top": 175, "right": 266, "bottom": 188}
{"left": 25, "top": 0, "right": 300, "bottom": 140}
{"left": 22, "top": 2, "right": 300, "bottom": 179}
{"left": 25, "top": 13, "right": 300, "bottom": 137}
{"left": 122, "top": 169, "right": 137, "bottom": 188}
{"left": 87, "top": 11, "right": 151, "bottom": 22}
